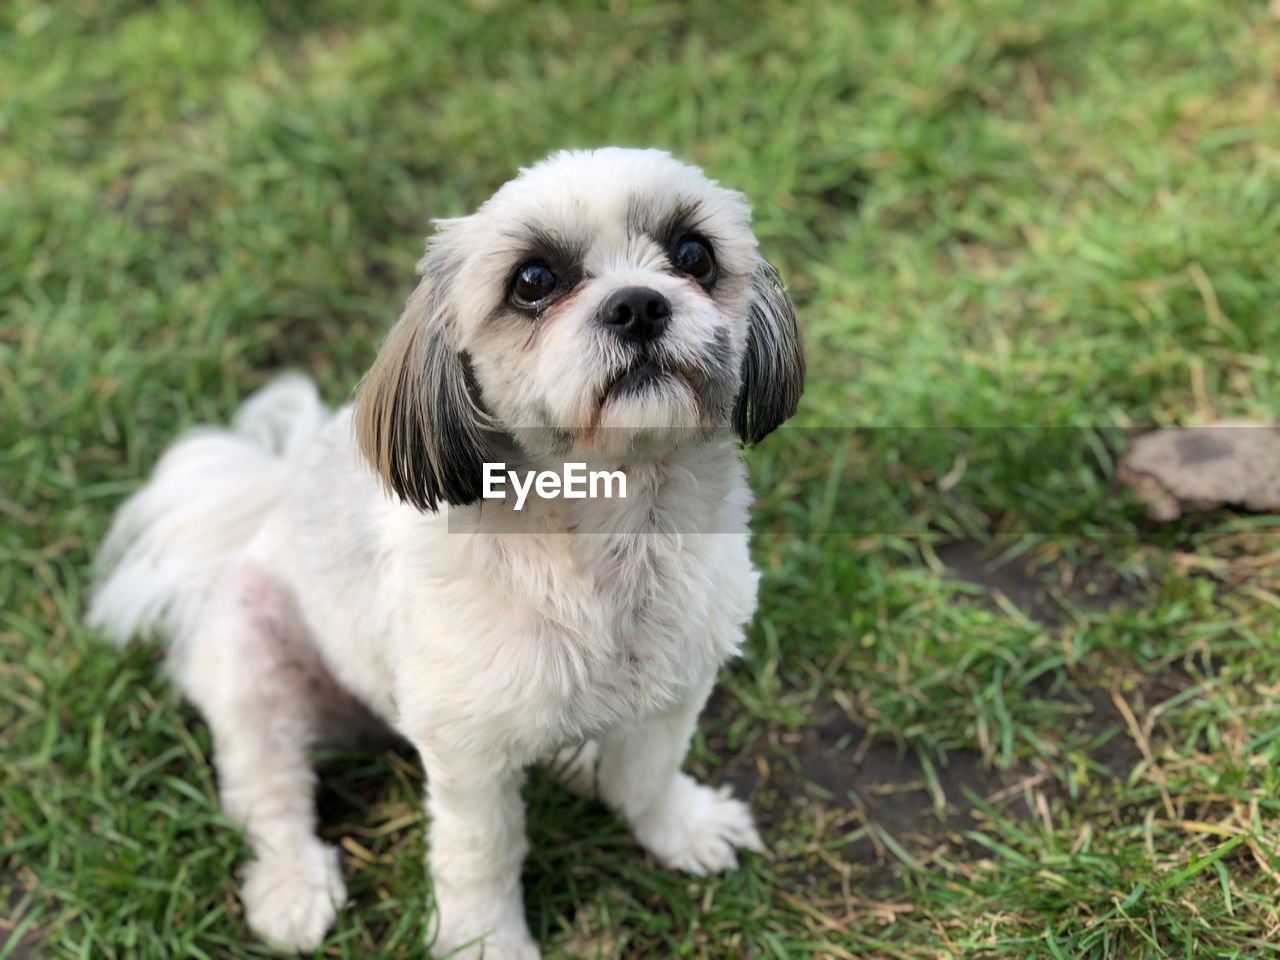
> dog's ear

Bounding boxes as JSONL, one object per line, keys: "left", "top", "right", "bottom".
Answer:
{"left": 733, "top": 259, "right": 805, "bottom": 445}
{"left": 354, "top": 255, "right": 490, "bottom": 512}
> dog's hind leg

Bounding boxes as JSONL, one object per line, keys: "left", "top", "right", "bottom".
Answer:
{"left": 176, "top": 564, "right": 354, "bottom": 952}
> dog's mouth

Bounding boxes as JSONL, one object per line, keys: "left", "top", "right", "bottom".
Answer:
{"left": 602, "top": 360, "right": 671, "bottom": 401}
{"left": 581, "top": 356, "right": 714, "bottom": 445}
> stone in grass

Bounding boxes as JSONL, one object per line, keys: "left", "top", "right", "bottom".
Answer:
{"left": 1118, "top": 421, "right": 1280, "bottom": 521}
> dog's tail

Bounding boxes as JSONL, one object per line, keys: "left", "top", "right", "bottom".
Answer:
{"left": 87, "top": 373, "right": 329, "bottom": 649}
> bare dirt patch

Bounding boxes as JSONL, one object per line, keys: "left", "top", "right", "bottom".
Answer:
{"left": 690, "top": 541, "right": 1160, "bottom": 896}
{"left": 935, "top": 538, "right": 1133, "bottom": 621}
{"left": 698, "top": 696, "right": 1034, "bottom": 893}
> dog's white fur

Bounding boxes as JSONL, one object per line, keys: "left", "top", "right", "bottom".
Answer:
{"left": 89, "top": 148, "right": 803, "bottom": 957}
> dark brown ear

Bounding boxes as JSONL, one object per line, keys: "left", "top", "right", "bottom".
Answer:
{"left": 733, "top": 259, "right": 805, "bottom": 444}
{"left": 354, "top": 278, "right": 490, "bottom": 512}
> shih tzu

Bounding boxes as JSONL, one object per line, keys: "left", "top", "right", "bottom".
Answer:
{"left": 89, "top": 148, "right": 804, "bottom": 958}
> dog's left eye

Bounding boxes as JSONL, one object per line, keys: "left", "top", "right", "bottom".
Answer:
{"left": 672, "top": 236, "right": 716, "bottom": 286}
{"left": 511, "top": 262, "right": 557, "bottom": 307}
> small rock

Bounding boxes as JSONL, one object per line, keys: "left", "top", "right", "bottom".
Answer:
{"left": 1119, "top": 420, "right": 1280, "bottom": 521}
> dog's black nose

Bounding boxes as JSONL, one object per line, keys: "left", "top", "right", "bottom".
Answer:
{"left": 600, "top": 287, "right": 670, "bottom": 343}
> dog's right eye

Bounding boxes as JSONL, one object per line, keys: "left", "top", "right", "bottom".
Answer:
{"left": 511, "top": 262, "right": 557, "bottom": 308}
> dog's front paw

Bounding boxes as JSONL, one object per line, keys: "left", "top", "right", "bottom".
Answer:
{"left": 433, "top": 928, "right": 541, "bottom": 960}
{"left": 634, "top": 778, "right": 765, "bottom": 875}
{"left": 242, "top": 842, "right": 346, "bottom": 952}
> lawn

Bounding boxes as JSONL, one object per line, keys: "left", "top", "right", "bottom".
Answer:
{"left": 3, "top": 0, "right": 1279, "bottom": 957}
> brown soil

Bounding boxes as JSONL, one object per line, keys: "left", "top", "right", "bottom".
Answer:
{"left": 689, "top": 538, "right": 1152, "bottom": 895}
{"left": 935, "top": 538, "right": 1134, "bottom": 621}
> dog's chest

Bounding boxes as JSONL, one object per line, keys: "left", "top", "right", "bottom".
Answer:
{"left": 489, "top": 531, "right": 728, "bottom": 735}
{"left": 392, "top": 452, "right": 756, "bottom": 755}
{"left": 588, "top": 536, "right": 705, "bottom": 682}
{"left": 568, "top": 535, "right": 706, "bottom": 690}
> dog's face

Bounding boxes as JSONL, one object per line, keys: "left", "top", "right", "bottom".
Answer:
{"left": 356, "top": 148, "right": 804, "bottom": 511}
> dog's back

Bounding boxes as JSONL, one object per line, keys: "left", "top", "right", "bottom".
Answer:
{"left": 88, "top": 374, "right": 329, "bottom": 656}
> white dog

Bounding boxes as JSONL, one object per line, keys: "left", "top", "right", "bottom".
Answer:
{"left": 89, "top": 147, "right": 804, "bottom": 958}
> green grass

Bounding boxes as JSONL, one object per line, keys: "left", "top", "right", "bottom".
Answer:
{"left": 3, "top": 0, "right": 1280, "bottom": 957}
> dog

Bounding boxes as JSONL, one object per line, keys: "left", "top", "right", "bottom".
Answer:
{"left": 89, "top": 147, "right": 804, "bottom": 958}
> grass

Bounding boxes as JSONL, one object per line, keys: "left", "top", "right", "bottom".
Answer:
{"left": 3, "top": 0, "right": 1280, "bottom": 956}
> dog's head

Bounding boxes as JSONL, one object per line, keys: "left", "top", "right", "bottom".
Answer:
{"left": 355, "top": 148, "right": 804, "bottom": 511}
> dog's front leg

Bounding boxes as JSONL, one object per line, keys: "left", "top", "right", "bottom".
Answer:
{"left": 591, "top": 680, "right": 765, "bottom": 875}
{"left": 416, "top": 749, "right": 538, "bottom": 960}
